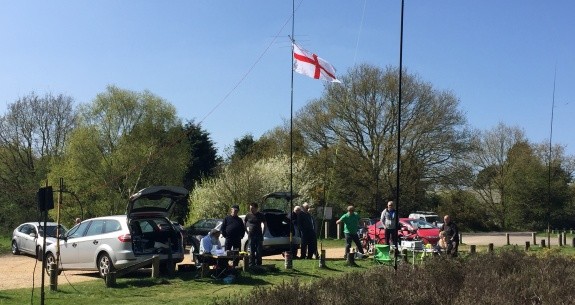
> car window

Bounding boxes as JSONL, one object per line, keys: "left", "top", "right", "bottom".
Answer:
{"left": 139, "top": 220, "right": 156, "bottom": 233}
{"left": 85, "top": 220, "right": 105, "bottom": 236}
{"left": 103, "top": 219, "right": 122, "bottom": 233}
{"left": 67, "top": 222, "right": 90, "bottom": 239}
{"left": 20, "top": 224, "right": 34, "bottom": 235}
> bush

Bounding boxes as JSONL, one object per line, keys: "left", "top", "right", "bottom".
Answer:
{"left": 214, "top": 250, "right": 575, "bottom": 305}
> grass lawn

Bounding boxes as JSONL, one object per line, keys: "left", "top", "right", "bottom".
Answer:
{"left": 0, "top": 256, "right": 376, "bottom": 305}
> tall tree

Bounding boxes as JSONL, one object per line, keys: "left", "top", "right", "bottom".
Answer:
{"left": 0, "top": 92, "right": 76, "bottom": 232}
{"left": 49, "top": 86, "right": 187, "bottom": 218}
{"left": 295, "top": 64, "right": 470, "bottom": 216}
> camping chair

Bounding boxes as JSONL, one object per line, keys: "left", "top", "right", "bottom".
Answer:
{"left": 373, "top": 244, "right": 393, "bottom": 265}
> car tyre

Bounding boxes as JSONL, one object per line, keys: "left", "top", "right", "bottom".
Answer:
{"left": 11, "top": 241, "right": 20, "bottom": 255}
{"left": 44, "top": 253, "right": 62, "bottom": 275}
{"left": 97, "top": 253, "right": 115, "bottom": 278}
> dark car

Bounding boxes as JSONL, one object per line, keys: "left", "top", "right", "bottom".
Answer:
{"left": 185, "top": 218, "right": 223, "bottom": 254}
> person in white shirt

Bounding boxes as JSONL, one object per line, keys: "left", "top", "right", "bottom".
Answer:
{"left": 200, "top": 229, "right": 222, "bottom": 254}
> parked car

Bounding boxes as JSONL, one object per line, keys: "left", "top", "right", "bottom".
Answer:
{"left": 364, "top": 218, "right": 440, "bottom": 246}
{"left": 12, "top": 222, "right": 68, "bottom": 260}
{"left": 185, "top": 218, "right": 223, "bottom": 254}
{"left": 408, "top": 211, "right": 443, "bottom": 228}
{"left": 44, "top": 185, "right": 188, "bottom": 278}
{"left": 188, "top": 192, "right": 301, "bottom": 262}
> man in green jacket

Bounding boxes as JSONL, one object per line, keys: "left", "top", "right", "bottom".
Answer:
{"left": 336, "top": 205, "right": 366, "bottom": 259}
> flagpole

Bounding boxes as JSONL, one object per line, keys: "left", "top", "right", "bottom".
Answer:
{"left": 394, "top": 0, "right": 404, "bottom": 271}
{"left": 287, "top": 0, "right": 295, "bottom": 269}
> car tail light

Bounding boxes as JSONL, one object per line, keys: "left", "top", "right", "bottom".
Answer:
{"left": 117, "top": 234, "right": 132, "bottom": 242}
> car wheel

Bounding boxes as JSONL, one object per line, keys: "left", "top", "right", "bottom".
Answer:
{"left": 97, "top": 253, "right": 115, "bottom": 278}
{"left": 44, "top": 253, "right": 62, "bottom": 275}
{"left": 36, "top": 246, "right": 43, "bottom": 261}
{"left": 11, "top": 241, "right": 20, "bottom": 255}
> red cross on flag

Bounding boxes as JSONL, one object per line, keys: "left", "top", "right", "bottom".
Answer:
{"left": 293, "top": 43, "right": 341, "bottom": 83}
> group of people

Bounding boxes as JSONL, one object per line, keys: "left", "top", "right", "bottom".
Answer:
{"left": 198, "top": 203, "right": 266, "bottom": 268}
{"left": 336, "top": 200, "right": 459, "bottom": 259}
{"left": 292, "top": 203, "right": 319, "bottom": 259}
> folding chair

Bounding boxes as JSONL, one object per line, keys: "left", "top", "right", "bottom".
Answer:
{"left": 373, "top": 244, "right": 393, "bottom": 265}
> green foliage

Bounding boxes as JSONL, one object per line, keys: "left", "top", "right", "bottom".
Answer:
{"left": 48, "top": 86, "right": 188, "bottom": 218}
{"left": 188, "top": 155, "right": 320, "bottom": 223}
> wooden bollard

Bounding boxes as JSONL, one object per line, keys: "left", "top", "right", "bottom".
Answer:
{"left": 541, "top": 239, "right": 546, "bottom": 248}
{"left": 319, "top": 249, "right": 326, "bottom": 268}
{"left": 488, "top": 243, "right": 494, "bottom": 253}
{"left": 563, "top": 232, "right": 567, "bottom": 245}
{"left": 105, "top": 272, "right": 116, "bottom": 288}
{"left": 347, "top": 248, "right": 357, "bottom": 266}
{"left": 151, "top": 255, "right": 160, "bottom": 278}
{"left": 506, "top": 233, "right": 510, "bottom": 245}
{"left": 242, "top": 255, "right": 249, "bottom": 271}
{"left": 558, "top": 233, "right": 563, "bottom": 247}
{"left": 469, "top": 245, "right": 476, "bottom": 254}
{"left": 525, "top": 241, "right": 530, "bottom": 251}
{"left": 532, "top": 232, "right": 537, "bottom": 245}
{"left": 572, "top": 237, "right": 575, "bottom": 247}
{"left": 459, "top": 233, "right": 463, "bottom": 244}
{"left": 49, "top": 262, "right": 57, "bottom": 291}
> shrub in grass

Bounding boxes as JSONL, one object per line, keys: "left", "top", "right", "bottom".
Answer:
{"left": 214, "top": 250, "right": 575, "bottom": 305}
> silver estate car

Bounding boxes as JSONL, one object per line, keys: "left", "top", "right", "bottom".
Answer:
{"left": 12, "top": 222, "right": 68, "bottom": 260}
{"left": 44, "top": 186, "right": 188, "bottom": 278}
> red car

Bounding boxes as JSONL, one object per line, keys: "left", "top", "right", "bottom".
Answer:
{"left": 361, "top": 218, "right": 440, "bottom": 252}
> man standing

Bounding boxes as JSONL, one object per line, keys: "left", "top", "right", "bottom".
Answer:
{"left": 244, "top": 202, "right": 266, "bottom": 267}
{"left": 441, "top": 214, "right": 459, "bottom": 257}
{"left": 380, "top": 201, "right": 398, "bottom": 247}
{"left": 336, "top": 205, "right": 366, "bottom": 259}
{"left": 299, "top": 202, "right": 318, "bottom": 259}
{"left": 221, "top": 204, "right": 246, "bottom": 266}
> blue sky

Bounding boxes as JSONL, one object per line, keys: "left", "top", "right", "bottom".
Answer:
{"left": 1, "top": 1, "right": 573, "bottom": 157}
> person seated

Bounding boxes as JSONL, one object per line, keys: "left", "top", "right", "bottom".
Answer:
{"left": 198, "top": 229, "right": 229, "bottom": 275}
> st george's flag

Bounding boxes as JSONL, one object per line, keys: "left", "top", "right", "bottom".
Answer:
{"left": 293, "top": 43, "right": 341, "bottom": 83}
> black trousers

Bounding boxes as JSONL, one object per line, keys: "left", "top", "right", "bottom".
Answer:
{"left": 224, "top": 238, "right": 242, "bottom": 266}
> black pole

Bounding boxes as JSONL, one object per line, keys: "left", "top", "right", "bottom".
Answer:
{"left": 394, "top": 0, "right": 404, "bottom": 271}
{"left": 547, "top": 66, "right": 556, "bottom": 248}
{"left": 287, "top": 0, "right": 295, "bottom": 268}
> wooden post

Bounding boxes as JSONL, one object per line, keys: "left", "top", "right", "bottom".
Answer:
{"left": 488, "top": 243, "right": 494, "bottom": 253}
{"left": 242, "top": 255, "right": 249, "bottom": 271}
{"left": 347, "top": 248, "right": 357, "bottom": 266}
{"left": 541, "top": 239, "right": 546, "bottom": 248}
{"left": 506, "top": 233, "right": 510, "bottom": 245}
{"left": 151, "top": 255, "right": 160, "bottom": 278}
{"left": 469, "top": 245, "right": 476, "bottom": 254}
{"left": 572, "top": 237, "right": 575, "bottom": 247}
{"left": 49, "top": 262, "right": 57, "bottom": 291}
{"left": 532, "top": 232, "right": 537, "bottom": 245}
{"left": 563, "top": 232, "right": 567, "bottom": 245}
{"left": 337, "top": 222, "right": 342, "bottom": 239}
{"left": 459, "top": 233, "right": 463, "bottom": 244}
{"left": 525, "top": 241, "right": 530, "bottom": 251}
{"left": 558, "top": 233, "right": 563, "bottom": 247}
{"left": 319, "top": 249, "right": 326, "bottom": 268}
{"left": 104, "top": 272, "right": 116, "bottom": 288}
